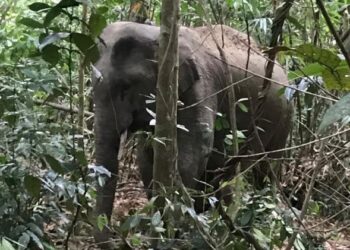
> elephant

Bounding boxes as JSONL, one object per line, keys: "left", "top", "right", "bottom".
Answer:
{"left": 92, "top": 21, "right": 293, "bottom": 246}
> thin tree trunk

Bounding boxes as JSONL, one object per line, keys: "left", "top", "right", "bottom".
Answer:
{"left": 78, "top": 4, "right": 88, "bottom": 149}
{"left": 153, "top": 0, "right": 180, "bottom": 203}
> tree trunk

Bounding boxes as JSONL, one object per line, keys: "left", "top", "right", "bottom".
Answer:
{"left": 78, "top": 4, "right": 87, "bottom": 149}
{"left": 153, "top": 0, "right": 180, "bottom": 202}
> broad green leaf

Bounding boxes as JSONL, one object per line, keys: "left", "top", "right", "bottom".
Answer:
{"left": 56, "top": 0, "right": 81, "bottom": 8}
{"left": 96, "top": 6, "right": 109, "bottom": 14}
{"left": 24, "top": 175, "right": 41, "bottom": 198}
{"left": 318, "top": 93, "right": 350, "bottom": 133}
{"left": 89, "top": 12, "right": 107, "bottom": 37}
{"left": 18, "top": 232, "right": 30, "bottom": 250}
{"left": 27, "top": 222, "right": 44, "bottom": 237}
{"left": 288, "top": 63, "right": 324, "bottom": 80}
{"left": 70, "top": 33, "right": 95, "bottom": 53}
{"left": 240, "top": 210, "right": 253, "bottom": 226}
{"left": 44, "top": 7, "right": 62, "bottom": 27}
{"left": 151, "top": 211, "right": 162, "bottom": 226}
{"left": 97, "top": 214, "right": 108, "bottom": 231}
{"left": 19, "top": 18, "right": 43, "bottom": 28}
{"left": 121, "top": 215, "right": 141, "bottom": 232}
{"left": 41, "top": 45, "right": 60, "bottom": 66}
{"left": 0, "top": 238, "right": 15, "bottom": 250}
{"left": 294, "top": 44, "right": 340, "bottom": 70}
{"left": 238, "top": 102, "right": 248, "bottom": 112}
{"left": 253, "top": 228, "right": 270, "bottom": 246}
{"left": 322, "top": 65, "right": 350, "bottom": 90}
{"left": 44, "top": 154, "right": 65, "bottom": 174}
{"left": 28, "top": 2, "right": 51, "bottom": 11}
{"left": 39, "top": 32, "right": 70, "bottom": 51}
{"left": 287, "top": 16, "right": 304, "bottom": 31}
{"left": 26, "top": 231, "right": 44, "bottom": 250}
{"left": 83, "top": 43, "right": 100, "bottom": 64}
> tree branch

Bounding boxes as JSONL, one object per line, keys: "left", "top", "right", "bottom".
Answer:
{"left": 34, "top": 100, "right": 94, "bottom": 117}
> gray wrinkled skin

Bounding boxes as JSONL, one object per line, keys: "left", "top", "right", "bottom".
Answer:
{"left": 93, "top": 22, "right": 293, "bottom": 247}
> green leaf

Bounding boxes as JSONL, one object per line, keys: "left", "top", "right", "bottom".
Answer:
{"left": 96, "top": 6, "right": 109, "bottom": 14}
{"left": 27, "top": 223, "right": 44, "bottom": 237}
{"left": 70, "top": 33, "right": 95, "bottom": 53}
{"left": 318, "top": 93, "right": 350, "bottom": 133}
{"left": 89, "top": 12, "right": 107, "bottom": 37}
{"left": 44, "top": 7, "right": 62, "bottom": 27}
{"left": 56, "top": 0, "right": 80, "bottom": 8}
{"left": 18, "top": 232, "right": 30, "bottom": 250}
{"left": 24, "top": 175, "right": 41, "bottom": 198}
{"left": 287, "top": 16, "right": 304, "bottom": 31}
{"left": 26, "top": 230, "right": 44, "bottom": 250}
{"left": 0, "top": 238, "right": 15, "bottom": 250}
{"left": 240, "top": 210, "right": 253, "bottom": 226}
{"left": 97, "top": 214, "right": 108, "bottom": 232}
{"left": 41, "top": 45, "right": 60, "bottom": 66}
{"left": 44, "top": 154, "right": 65, "bottom": 174}
{"left": 28, "top": 2, "right": 51, "bottom": 11}
{"left": 39, "top": 32, "right": 70, "bottom": 51}
{"left": 322, "top": 65, "right": 350, "bottom": 90}
{"left": 294, "top": 44, "right": 341, "bottom": 70}
{"left": 18, "top": 18, "right": 43, "bottom": 28}
{"left": 288, "top": 63, "right": 324, "bottom": 80}
{"left": 151, "top": 211, "right": 162, "bottom": 226}
{"left": 83, "top": 43, "right": 100, "bottom": 64}
{"left": 238, "top": 102, "right": 248, "bottom": 112}
{"left": 121, "top": 215, "right": 141, "bottom": 232}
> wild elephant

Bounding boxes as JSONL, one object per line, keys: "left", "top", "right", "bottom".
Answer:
{"left": 92, "top": 22, "right": 293, "bottom": 246}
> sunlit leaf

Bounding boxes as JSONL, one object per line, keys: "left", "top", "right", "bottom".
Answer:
{"left": 322, "top": 65, "right": 350, "bottom": 90}
{"left": 89, "top": 12, "right": 107, "bottom": 37}
{"left": 97, "top": 214, "right": 108, "bottom": 231}
{"left": 294, "top": 44, "right": 341, "bottom": 70}
{"left": 288, "top": 63, "right": 324, "bottom": 80}
{"left": 0, "top": 238, "right": 15, "bottom": 250}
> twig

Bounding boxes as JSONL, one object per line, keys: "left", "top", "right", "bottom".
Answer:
{"left": 34, "top": 100, "right": 94, "bottom": 117}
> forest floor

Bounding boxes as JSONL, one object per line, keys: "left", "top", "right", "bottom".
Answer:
{"left": 62, "top": 147, "right": 350, "bottom": 249}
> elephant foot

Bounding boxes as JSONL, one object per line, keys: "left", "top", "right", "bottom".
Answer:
{"left": 93, "top": 227, "right": 117, "bottom": 249}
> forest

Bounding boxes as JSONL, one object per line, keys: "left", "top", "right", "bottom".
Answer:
{"left": 1, "top": 0, "right": 350, "bottom": 249}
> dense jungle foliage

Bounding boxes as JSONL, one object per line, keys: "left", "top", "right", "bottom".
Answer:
{"left": 1, "top": 0, "right": 350, "bottom": 249}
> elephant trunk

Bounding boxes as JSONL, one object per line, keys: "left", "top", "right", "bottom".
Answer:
{"left": 93, "top": 105, "right": 120, "bottom": 245}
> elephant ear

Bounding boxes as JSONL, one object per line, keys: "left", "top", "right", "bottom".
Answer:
{"left": 178, "top": 55, "right": 200, "bottom": 94}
